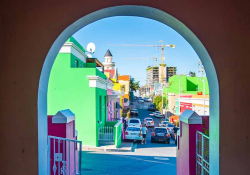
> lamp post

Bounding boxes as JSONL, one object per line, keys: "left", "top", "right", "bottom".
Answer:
{"left": 176, "top": 74, "right": 185, "bottom": 115}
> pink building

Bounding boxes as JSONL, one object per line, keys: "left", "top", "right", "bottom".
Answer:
{"left": 177, "top": 109, "right": 202, "bottom": 175}
{"left": 48, "top": 109, "right": 80, "bottom": 175}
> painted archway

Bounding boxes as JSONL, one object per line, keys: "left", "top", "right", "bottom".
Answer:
{"left": 39, "top": 5, "right": 219, "bottom": 174}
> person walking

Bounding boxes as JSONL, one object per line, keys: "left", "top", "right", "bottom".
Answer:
{"left": 141, "top": 124, "right": 148, "bottom": 144}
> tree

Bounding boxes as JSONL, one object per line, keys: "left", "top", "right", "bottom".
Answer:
{"left": 153, "top": 95, "right": 167, "bottom": 111}
{"left": 130, "top": 76, "right": 140, "bottom": 92}
{"left": 189, "top": 71, "right": 196, "bottom": 77}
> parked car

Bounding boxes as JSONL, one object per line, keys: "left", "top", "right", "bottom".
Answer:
{"left": 170, "top": 126, "right": 180, "bottom": 140}
{"left": 148, "top": 98, "right": 153, "bottom": 102}
{"left": 144, "top": 117, "right": 154, "bottom": 127}
{"left": 127, "top": 118, "right": 142, "bottom": 128}
{"left": 124, "top": 127, "right": 142, "bottom": 141}
{"left": 166, "top": 123, "right": 175, "bottom": 132}
{"left": 138, "top": 99, "right": 144, "bottom": 103}
{"left": 155, "top": 113, "right": 164, "bottom": 118}
{"left": 151, "top": 127, "right": 170, "bottom": 144}
{"left": 148, "top": 103, "right": 156, "bottom": 111}
{"left": 130, "top": 109, "right": 138, "bottom": 116}
{"left": 153, "top": 111, "right": 160, "bottom": 116}
{"left": 158, "top": 121, "right": 170, "bottom": 127}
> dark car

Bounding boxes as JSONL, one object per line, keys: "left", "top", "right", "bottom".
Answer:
{"left": 148, "top": 103, "right": 156, "bottom": 111}
{"left": 151, "top": 127, "right": 170, "bottom": 144}
{"left": 130, "top": 109, "right": 138, "bottom": 116}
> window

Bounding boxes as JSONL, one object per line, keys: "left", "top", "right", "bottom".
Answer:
{"left": 155, "top": 128, "right": 167, "bottom": 133}
{"left": 75, "top": 59, "right": 78, "bottom": 67}
{"left": 129, "top": 120, "right": 139, "bottom": 123}
{"left": 127, "top": 127, "right": 140, "bottom": 131}
{"left": 99, "top": 96, "right": 102, "bottom": 122}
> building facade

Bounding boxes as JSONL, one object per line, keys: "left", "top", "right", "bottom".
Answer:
{"left": 47, "top": 37, "right": 109, "bottom": 147}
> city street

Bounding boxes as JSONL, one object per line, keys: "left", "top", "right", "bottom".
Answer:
{"left": 81, "top": 102, "right": 177, "bottom": 175}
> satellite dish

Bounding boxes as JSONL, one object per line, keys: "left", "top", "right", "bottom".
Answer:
{"left": 87, "top": 54, "right": 92, "bottom": 58}
{"left": 87, "top": 42, "right": 95, "bottom": 53}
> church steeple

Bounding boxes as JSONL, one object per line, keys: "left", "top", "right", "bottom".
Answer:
{"left": 103, "top": 49, "right": 115, "bottom": 70}
{"left": 104, "top": 49, "right": 113, "bottom": 57}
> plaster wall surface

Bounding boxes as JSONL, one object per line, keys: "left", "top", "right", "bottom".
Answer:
{"left": 177, "top": 122, "right": 190, "bottom": 175}
{"left": 47, "top": 53, "right": 107, "bottom": 146}
{"left": 0, "top": 1, "right": 249, "bottom": 175}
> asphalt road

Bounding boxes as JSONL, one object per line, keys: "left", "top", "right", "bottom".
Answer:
{"left": 81, "top": 102, "right": 177, "bottom": 175}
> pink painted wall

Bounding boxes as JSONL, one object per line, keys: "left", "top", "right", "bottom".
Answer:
{"left": 177, "top": 121, "right": 190, "bottom": 175}
{"left": 48, "top": 115, "right": 79, "bottom": 175}
{"left": 177, "top": 121, "right": 202, "bottom": 175}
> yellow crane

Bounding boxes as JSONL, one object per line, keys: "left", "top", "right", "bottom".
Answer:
{"left": 109, "top": 41, "right": 175, "bottom": 83}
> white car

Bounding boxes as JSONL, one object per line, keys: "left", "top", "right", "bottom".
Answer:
{"left": 155, "top": 113, "right": 164, "bottom": 118}
{"left": 148, "top": 98, "right": 153, "bottom": 102}
{"left": 153, "top": 111, "right": 161, "bottom": 116}
{"left": 158, "top": 121, "right": 170, "bottom": 127}
{"left": 124, "top": 127, "right": 142, "bottom": 141}
{"left": 138, "top": 99, "right": 144, "bottom": 103}
{"left": 144, "top": 117, "right": 154, "bottom": 127}
{"left": 127, "top": 118, "right": 142, "bottom": 128}
{"left": 166, "top": 123, "right": 175, "bottom": 132}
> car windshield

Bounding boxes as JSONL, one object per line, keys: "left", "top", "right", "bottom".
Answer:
{"left": 146, "top": 119, "right": 152, "bottom": 121}
{"left": 167, "top": 124, "right": 174, "bottom": 127}
{"left": 155, "top": 128, "right": 167, "bottom": 133}
{"left": 163, "top": 121, "right": 169, "bottom": 124}
{"left": 129, "top": 120, "right": 139, "bottom": 123}
{"left": 127, "top": 127, "right": 140, "bottom": 131}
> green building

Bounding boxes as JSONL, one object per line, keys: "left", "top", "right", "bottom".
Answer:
{"left": 163, "top": 75, "right": 209, "bottom": 97}
{"left": 163, "top": 75, "right": 209, "bottom": 115}
{"left": 47, "top": 37, "right": 109, "bottom": 146}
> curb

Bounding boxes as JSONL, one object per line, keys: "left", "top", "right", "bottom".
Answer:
{"left": 106, "top": 142, "right": 134, "bottom": 152}
{"left": 82, "top": 142, "right": 134, "bottom": 152}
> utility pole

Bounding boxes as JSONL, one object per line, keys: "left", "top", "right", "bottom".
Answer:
{"left": 176, "top": 74, "right": 185, "bottom": 115}
{"left": 198, "top": 61, "right": 206, "bottom": 115}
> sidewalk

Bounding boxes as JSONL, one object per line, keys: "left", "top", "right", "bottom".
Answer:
{"left": 81, "top": 142, "right": 134, "bottom": 152}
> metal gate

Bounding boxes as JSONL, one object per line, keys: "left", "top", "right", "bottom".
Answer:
{"left": 98, "top": 126, "right": 114, "bottom": 144}
{"left": 48, "top": 136, "right": 82, "bottom": 175}
{"left": 196, "top": 131, "right": 210, "bottom": 175}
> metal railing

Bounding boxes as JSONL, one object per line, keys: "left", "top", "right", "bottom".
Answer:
{"left": 98, "top": 126, "right": 114, "bottom": 144}
{"left": 48, "top": 136, "right": 82, "bottom": 175}
{"left": 196, "top": 131, "right": 209, "bottom": 175}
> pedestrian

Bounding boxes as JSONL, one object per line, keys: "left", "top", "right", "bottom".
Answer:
{"left": 141, "top": 124, "right": 148, "bottom": 144}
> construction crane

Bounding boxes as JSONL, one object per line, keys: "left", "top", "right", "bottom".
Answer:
{"left": 121, "top": 57, "right": 158, "bottom": 67}
{"left": 109, "top": 41, "right": 175, "bottom": 83}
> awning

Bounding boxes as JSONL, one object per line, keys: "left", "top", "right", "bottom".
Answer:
{"left": 116, "top": 102, "right": 123, "bottom": 109}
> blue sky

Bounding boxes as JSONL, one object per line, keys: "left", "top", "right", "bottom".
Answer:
{"left": 73, "top": 16, "right": 201, "bottom": 85}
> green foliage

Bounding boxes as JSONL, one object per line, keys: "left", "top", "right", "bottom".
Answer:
{"left": 189, "top": 71, "right": 196, "bottom": 77}
{"left": 153, "top": 95, "right": 167, "bottom": 111}
{"left": 130, "top": 76, "right": 140, "bottom": 92}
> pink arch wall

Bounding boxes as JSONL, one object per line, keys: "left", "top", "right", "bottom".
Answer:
{"left": 0, "top": 1, "right": 249, "bottom": 175}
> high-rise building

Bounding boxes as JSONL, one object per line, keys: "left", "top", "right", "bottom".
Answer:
{"left": 166, "top": 67, "right": 177, "bottom": 82}
{"left": 146, "top": 66, "right": 159, "bottom": 88}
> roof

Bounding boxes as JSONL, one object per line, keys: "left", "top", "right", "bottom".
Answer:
{"left": 104, "top": 49, "right": 112, "bottom": 57}
{"left": 179, "top": 109, "right": 202, "bottom": 124}
{"left": 52, "top": 109, "right": 75, "bottom": 123}
{"left": 86, "top": 58, "right": 104, "bottom": 68}
{"left": 118, "top": 75, "right": 130, "bottom": 81}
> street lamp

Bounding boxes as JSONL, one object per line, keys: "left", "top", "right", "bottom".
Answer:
{"left": 176, "top": 74, "right": 185, "bottom": 115}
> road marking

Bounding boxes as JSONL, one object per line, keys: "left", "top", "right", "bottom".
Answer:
{"left": 154, "top": 157, "right": 169, "bottom": 160}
